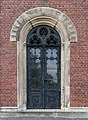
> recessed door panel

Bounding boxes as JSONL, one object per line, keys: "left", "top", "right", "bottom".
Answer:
{"left": 27, "top": 92, "right": 43, "bottom": 109}
{"left": 44, "top": 91, "right": 61, "bottom": 109}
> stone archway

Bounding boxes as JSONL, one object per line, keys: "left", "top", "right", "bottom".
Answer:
{"left": 10, "top": 7, "right": 77, "bottom": 111}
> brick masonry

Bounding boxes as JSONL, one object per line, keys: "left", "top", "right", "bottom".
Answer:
{"left": 0, "top": 0, "right": 88, "bottom": 107}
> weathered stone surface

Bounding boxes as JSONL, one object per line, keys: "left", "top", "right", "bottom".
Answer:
{"left": 10, "top": 7, "right": 77, "bottom": 42}
{"left": 0, "top": 117, "right": 88, "bottom": 120}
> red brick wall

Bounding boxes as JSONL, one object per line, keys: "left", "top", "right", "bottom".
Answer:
{"left": 0, "top": 0, "right": 88, "bottom": 107}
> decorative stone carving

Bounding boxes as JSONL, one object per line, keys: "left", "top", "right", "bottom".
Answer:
{"left": 10, "top": 7, "right": 77, "bottom": 42}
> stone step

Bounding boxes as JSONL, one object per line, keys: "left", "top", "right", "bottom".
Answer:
{"left": 0, "top": 118, "right": 88, "bottom": 120}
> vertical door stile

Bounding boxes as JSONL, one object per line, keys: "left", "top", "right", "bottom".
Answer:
{"left": 41, "top": 47, "right": 44, "bottom": 108}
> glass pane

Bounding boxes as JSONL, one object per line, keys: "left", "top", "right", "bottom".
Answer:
{"left": 47, "top": 49, "right": 57, "bottom": 58}
{"left": 46, "top": 49, "right": 51, "bottom": 58}
{"left": 29, "top": 48, "right": 41, "bottom": 90}
{"left": 36, "top": 48, "right": 40, "bottom": 58}
{"left": 30, "top": 66, "right": 40, "bottom": 78}
{"left": 30, "top": 48, "right": 35, "bottom": 58}
{"left": 53, "top": 49, "right": 57, "bottom": 58}
{"left": 30, "top": 58, "right": 41, "bottom": 90}
{"left": 47, "top": 59, "right": 57, "bottom": 82}
{"left": 45, "top": 58, "right": 58, "bottom": 90}
{"left": 30, "top": 48, "right": 40, "bottom": 58}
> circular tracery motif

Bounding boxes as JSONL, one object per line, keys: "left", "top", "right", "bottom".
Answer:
{"left": 39, "top": 27, "right": 48, "bottom": 36}
{"left": 37, "top": 26, "right": 50, "bottom": 40}
{"left": 27, "top": 25, "right": 61, "bottom": 46}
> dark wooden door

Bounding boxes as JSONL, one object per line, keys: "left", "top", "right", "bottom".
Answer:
{"left": 26, "top": 25, "right": 61, "bottom": 109}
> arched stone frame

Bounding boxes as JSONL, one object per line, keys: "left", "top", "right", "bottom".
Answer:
{"left": 10, "top": 7, "right": 77, "bottom": 111}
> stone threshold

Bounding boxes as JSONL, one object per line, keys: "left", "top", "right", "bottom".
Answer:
{"left": 0, "top": 108, "right": 88, "bottom": 118}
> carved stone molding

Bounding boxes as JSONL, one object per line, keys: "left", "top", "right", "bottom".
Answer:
{"left": 10, "top": 7, "right": 77, "bottom": 42}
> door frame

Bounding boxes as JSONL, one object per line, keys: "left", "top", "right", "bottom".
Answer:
{"left": 10, "top": 7, "right": 77, "bottom": 111}
{"left": 17, "top": 17, "right": 70, "bottom": 111}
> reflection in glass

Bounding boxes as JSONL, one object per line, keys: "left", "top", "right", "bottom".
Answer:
{"left": 36, "top": 48, "right": 40, "bottom": 58}
{"left": 30, "top": 58, "right": 41, "bottom": 89}
{"left": 30, "top": 48, "right": 35, "bottom": 57}
{"left": 30, "top": 58, "right": 40, "bottom": 69}
{"left": 45, "top": 59, "right": 58, "bottom": 89}
{"left": 53, "top": 49, "right": 57, "bottom": 58}
{"left": 47, "top": 59, "right": 57, "bottom": 83}
{"left": 30, "top": 48, "right": 41, "bottom": 89}
{"left": 47, "top": 49, "right": 51, "bottom": 58}
{"left": 47, "top": 49, "right": 57, "bottom": 58}
{"left": 30, "top": 48, "right": 40, "bottom": 58}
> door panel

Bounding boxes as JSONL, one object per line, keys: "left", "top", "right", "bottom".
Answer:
{"left": 44, "top": 91, "right": 60, "bottom": 109}
{"left": 27, "top": 92, "right": 43, "bottom": 109}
